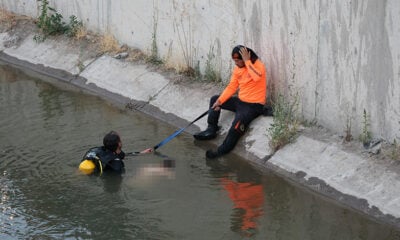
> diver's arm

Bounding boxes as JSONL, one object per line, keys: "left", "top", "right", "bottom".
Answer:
{"left": 126, "top": 148, "right": 153, "bottom": 156}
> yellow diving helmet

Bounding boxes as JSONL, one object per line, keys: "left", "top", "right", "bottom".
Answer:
{"left": 79, "top": 159, "right": 96, "bottom": 174}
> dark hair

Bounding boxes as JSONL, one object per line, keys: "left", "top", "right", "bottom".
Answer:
{"left": 231, "top": 45, "right": 259, "bottom": 64}
{"left": 163, "top": 159, "right": 175, "bottom": 168}
{"left": 103, "top": 131, "right": 121, "bottom": 152}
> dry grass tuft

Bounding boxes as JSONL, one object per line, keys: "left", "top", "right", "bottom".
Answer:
{"left": 0, "top": 10, "right": 17, "bottom": 29}
{"left": 73, "top": 26, "right": 88, "bottom": 41}
{"left": 98, "top": 33, "right": 121, "bottom": 54}
{"left": 0, "top": 10, "right": 31, "bottom": 21}
{"left": 0, "top": 9, "right": 32, "bottom": 30}
{"left": 0, "top": 9, "right": 13, "bottom": 21}
{"left": 126, "top": 48, "right": 146, "bottom": 62}
{"left": 162, "top": 62, "right": 192, "bottom": 75}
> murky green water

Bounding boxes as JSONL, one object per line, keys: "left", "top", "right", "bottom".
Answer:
{"left": 1, "top": 63, "right": 399, "bottom": 240}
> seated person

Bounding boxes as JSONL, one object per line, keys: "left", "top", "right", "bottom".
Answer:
{"left": 194, "top": 45, "right": 267, "bottom": 158}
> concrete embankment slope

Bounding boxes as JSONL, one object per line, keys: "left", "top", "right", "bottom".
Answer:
{"left": 1, "top": 30, "right": 400, "bottom": 228}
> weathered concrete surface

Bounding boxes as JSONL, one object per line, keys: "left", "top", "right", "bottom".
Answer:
{"left": 5, "top": 34, "right": 82, "bottom": 75}
{"left": 0, "top": 19, "right": 400, "bottom": 230}
{"left": 270, "top": 134, "right": 400, "bottom": 219}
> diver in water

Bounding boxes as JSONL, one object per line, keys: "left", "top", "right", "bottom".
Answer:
{"left": 79, "top": 131, "right": 152, "bottom": 175}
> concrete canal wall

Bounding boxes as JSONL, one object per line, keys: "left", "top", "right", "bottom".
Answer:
{"left": 1, "top": 0, "right": 399, "bottom": 143}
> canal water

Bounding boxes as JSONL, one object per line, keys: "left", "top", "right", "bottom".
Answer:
{"left": 0, "top": 62, "right": 399, "bottom": 240}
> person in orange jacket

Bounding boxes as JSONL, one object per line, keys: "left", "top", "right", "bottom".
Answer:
{"left": 194, "top": 45, "right": 267, "bottom": 158}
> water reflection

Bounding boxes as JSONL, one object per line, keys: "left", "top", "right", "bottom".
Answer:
{"left": 38, "top": 83, "right": 65, "bottom": 121}
{"left": 101, "top": 173, "right": 124, "bottom": 193}
{"left": 206, "top": 158, "right": 264, "bottom": 237}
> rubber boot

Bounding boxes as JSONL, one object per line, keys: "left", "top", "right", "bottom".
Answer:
{"left": 206, "top": 149, "right": 221, "bottom": 158}
{"left": 193, "top": 124, "right": 219, "bottom": 140}
{"left": 205, "top": 128, "right": 241, "bottom": 158}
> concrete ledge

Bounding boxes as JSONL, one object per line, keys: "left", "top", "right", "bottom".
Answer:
{"left": 270, "top": 135, "right": 400, "bottom": 218}
{"left": 4, "top": 34, "right": 82, "bottom": 75}
{"left": 80, "top": 56, "right": 171, "bottom": 103}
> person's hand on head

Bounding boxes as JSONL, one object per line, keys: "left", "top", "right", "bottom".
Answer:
{"left": 239, "top": 47, "right": 251, "bottom": 62}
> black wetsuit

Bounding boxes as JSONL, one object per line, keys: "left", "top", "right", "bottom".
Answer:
{"left": 82, "top": 147, "right": 126, "bottom": 174}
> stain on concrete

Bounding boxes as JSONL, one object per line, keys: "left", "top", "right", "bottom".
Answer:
{"left": 250, "top": 2, "right": 262, "bottom": 51}
{"left": 359, "top": 0, "right": 392, "bottom": 136}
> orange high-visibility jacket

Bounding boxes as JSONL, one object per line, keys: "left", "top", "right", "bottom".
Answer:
{"left": 218, "top": 59, "right": 267, "bottom": 105}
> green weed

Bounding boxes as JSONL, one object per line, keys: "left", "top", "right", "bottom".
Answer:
{"left": 34, "top": 0, "right": 82, "bottom": 41}
{"left": 359, "top": 109, "right": 372, "bottom": 147}
{"left": 267, "top": 93, "right": 299, "bottom": 152}
{"left": 77, "top": 59, "right": 85, "bottom": 72}
{"left": 388, "top": 139, "right": 400, "bottom": 160}
{"left": 146, "top": 12, "right": 163, "bottom": 65}
{"left": 203, "top": 47, "right": 221, "bottom": 83}
{"left": 65, "top": 15, "right": 83, "bottom": 37}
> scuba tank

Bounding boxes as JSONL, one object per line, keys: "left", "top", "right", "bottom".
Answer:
{"left": 79, "top": 147, "right": 119, "bottom": 175}
{"left": 79, "top": 159, "right": 97, "bottom": 174}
